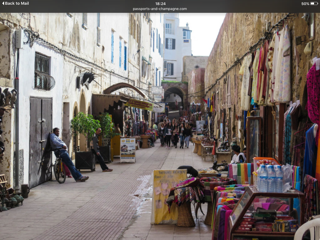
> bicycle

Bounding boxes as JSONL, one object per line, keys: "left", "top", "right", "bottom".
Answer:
{"left": 54, "top": 157, "right": 66, "bottom": 184}
{"left": 39, "top": 153, "right": 66, "bottom": 184}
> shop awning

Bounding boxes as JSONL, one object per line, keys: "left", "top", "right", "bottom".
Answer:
{"left": 125, "top": 99, "right": 153, "bottom": 111}
{"left": 91, "top": 94, "right": 129, "bottom": 117}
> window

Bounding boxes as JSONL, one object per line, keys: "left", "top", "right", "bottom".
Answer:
{"left": 111, "top": 31, "right": 114, "bottom": 63}
{"left": 124, "top": 44, "right": 127, "bottom": 71}
{"left": 97, "top": 13, "right": 101, "bottom": 46}
{"left": 158, "top": 36, "right": 161, "bottom": 54}
{"left": 156, "top": 29, "right": 159, "bottom": 49}
{"left": 167, "top": 63, "right": 174, "bottom": 76}
{"left": 34, "top": 53, "right": 51, "bottom": 90}
{"left": 165, "top": 38, "right": 175, "bottom": 50}
{"left": 119, "top": 38, "right": 122, "bottom": 68}
{"left": 165, "top": 23, "right": 174, "bottom": 34}
{"left": 156, "top": 68, "right": 158, "bottom": 86}
{"left": 82, "top": 13, "right": 87, "bottom": 29}
{"left": 153, "top": 31, "right": 155, "bottom": 52}
{"left": 183, "top": 29, "right": 191, "bottom": 40}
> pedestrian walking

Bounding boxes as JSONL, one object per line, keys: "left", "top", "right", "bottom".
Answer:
{"left": 179, "top": 123, "right": 185, "bottom": 149}
{"left": 165, "top": 122, "right": 172, "bottom": 148}
{"left": 172, "top": 126, "right": 179, "bottom": 148}
{"left": 92, "top": 128, "right": 113, "bottom": 172}
{"left": 159, "top": 123, "right": 166, "bottom": 146}
{"left": 184, "top": 123, "right": 192, "bottom": 148}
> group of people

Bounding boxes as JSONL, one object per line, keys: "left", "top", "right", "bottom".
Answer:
{"left": 157, "top": 118, "right": 192, "bottom": 149}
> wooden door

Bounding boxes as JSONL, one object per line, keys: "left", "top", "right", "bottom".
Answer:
{"left": 29, "top": 97, "right": 52, "bottom": 188}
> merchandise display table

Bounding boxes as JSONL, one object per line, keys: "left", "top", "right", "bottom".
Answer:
{"left": 201, "top": 144, "right": 214, "bottom": 162}
{"left": 229, "top": 186, "right": 305, "bottom": 240}
{"left": 140, "top": 135, "right": 151, "bottom": 148}
{"left": 216, "top": 151, "right": 232, "bottom": 164}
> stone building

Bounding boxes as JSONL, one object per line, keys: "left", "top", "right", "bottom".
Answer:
{"left": 0, "top": 13, "right": 162, "bottom": 188}
{"left": 182, "top": 56, "right": 208, "bottom": 82}
{"left": 163, "top": 13, "right": 192, "bottom": 82}
{"left": 205, "top": 13, "right": 318, "bottom": 163}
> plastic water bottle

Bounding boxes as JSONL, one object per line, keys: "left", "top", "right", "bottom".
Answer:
{"left": 274, "top": 165, "right": 283, "bottom": 193}
{"left": 258, "top": 165, "right": 268, "bottom": 192}
{"left": 267, "top": 165, "right": 276, "bottom": 192}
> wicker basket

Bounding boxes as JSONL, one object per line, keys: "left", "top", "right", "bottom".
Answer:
{"left": 204, "top": 202, "right": 213, "bottom": 226}
{"left": 177, "top": 201, "right": 195, "bottom": 227}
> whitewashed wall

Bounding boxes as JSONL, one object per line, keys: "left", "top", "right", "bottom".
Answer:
{"left": 18, "top": 43, "right": 64, "bottom": 184}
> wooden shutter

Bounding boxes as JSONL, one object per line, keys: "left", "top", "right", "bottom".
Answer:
{"left": 172, "top": 39, "right": 176, "bottom": 49}
{"left": 166, "top": 38, "right": 168, "bottom": 49}
{"left": 171, "top": 63, "right": 174, "bottom": 75}
{"left": 111, "top": 32, "right": 114, "bottom": 63}
{"left": 124, "top": 46, "right": 127, "bottom": 70}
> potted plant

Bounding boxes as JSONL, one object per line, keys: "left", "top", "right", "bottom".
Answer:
{"left": 98, "top": 113, "right": 120, "bottom": 162}
{"left": 71, "top": 112, "right": 101, "bottom": 171}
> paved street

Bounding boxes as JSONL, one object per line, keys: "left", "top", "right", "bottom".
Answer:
{"left": 0, "top": 141, "right": 212, "bottom": 240}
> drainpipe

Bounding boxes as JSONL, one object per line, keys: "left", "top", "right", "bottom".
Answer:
{"left": 14, "top": 48, "right": 20, "bottom": 190}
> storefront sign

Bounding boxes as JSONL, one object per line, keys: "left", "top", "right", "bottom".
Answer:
{"left": 196, "top": 120, "right": 206, "bottom": 132}
{"left": 120, "top": 138, "right": 136, "bottom": 163}
{"left": 153, "top": 94, "right": 162, "bottom": 102}
{"left": 151, "top": 169, "right": 187, "bottom": 224}
{"left": 153, "top": 103, "right": 165, "bottom": 113}
{"left": 125, "top": 99, "right": 153, "bottom": 111}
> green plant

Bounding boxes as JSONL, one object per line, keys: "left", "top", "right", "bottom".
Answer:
{"left": 99, "top": 113, "right": 120, "bottom": 139}
{"left": 70, "top": 112, "right": 101, "bottom": 141}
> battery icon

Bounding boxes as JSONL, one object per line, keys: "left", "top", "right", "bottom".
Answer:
{"left": 311, "top": 1, "right": 319, "bottom": 5}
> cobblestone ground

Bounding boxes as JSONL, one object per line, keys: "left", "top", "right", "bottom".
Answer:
{"left": 0, "top": 141, "right": 212, "bottom": 240}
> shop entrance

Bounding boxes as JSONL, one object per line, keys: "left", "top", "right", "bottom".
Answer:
{"left": 29, "top": 97, "right": 52, "bottom": 188}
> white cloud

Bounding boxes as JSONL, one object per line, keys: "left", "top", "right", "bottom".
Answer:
{"left": 178, "top": 13, "right": 226, "bottom": 56}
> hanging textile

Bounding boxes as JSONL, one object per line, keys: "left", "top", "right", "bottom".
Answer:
{"left": 270, "top": 32, "right": 280, "bottom": 103}
{"left": 251, "top": 49, "right": 260, "bottom": 102}
{"left": 304, "top": 175, "right": 319, "bottom": 222}
{"left": 274, "top": 25, "right": 291, "bottom": 103}
{"left": 258, "top": 41, "right": 269, "bottom": 105}
{"left": 247, "top": 52, "right": 254, "bottom": 97}
{"left": 284, "top": 109, "right": 293, "bottom": 164}
{"left": 316, "top": 99, "right": 320, "bottom": 186}
{"left": 303, "top": 125, "right": 317, "bottom": 181}
{"left": 266, "top": 35, "right": 275, "bottom": 106}
{"left": 306, "top": 64, "right": 320, "bottom": 124}
{"left": 256, "top": 43, "right": 265, "bottom": 103}
{"left": 240, "top": 54, "right": 252, "bottom": 111}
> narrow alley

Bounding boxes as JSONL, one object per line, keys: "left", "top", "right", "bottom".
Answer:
{"left": 0, "top": 142, "right": 212, "bottom": 240}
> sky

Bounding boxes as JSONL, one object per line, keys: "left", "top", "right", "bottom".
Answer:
{"left": 178, "top": 13, "right": 226, "bottom": 56}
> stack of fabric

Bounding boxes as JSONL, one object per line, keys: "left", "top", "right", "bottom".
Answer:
{"left": 228, "top": 163, "right": 254, "bottom": 184}
{"left": 211, "top": 185, "right": 246, "bottom": 240}
{"left": 200, "top": 177, "right": 237, "bottom": 202}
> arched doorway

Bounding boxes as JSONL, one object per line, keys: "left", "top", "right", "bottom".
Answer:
{"left": 73, "top": 104, "right": 78, "bottom": 157}
{"left": 79, "top": 93, "right": 86, "bottom": 151}
{"left": 103, "top": 82, "right": 147, "bottom": 99}
{"left": 164, "top": 87, "right": 184, "bottom": 111}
